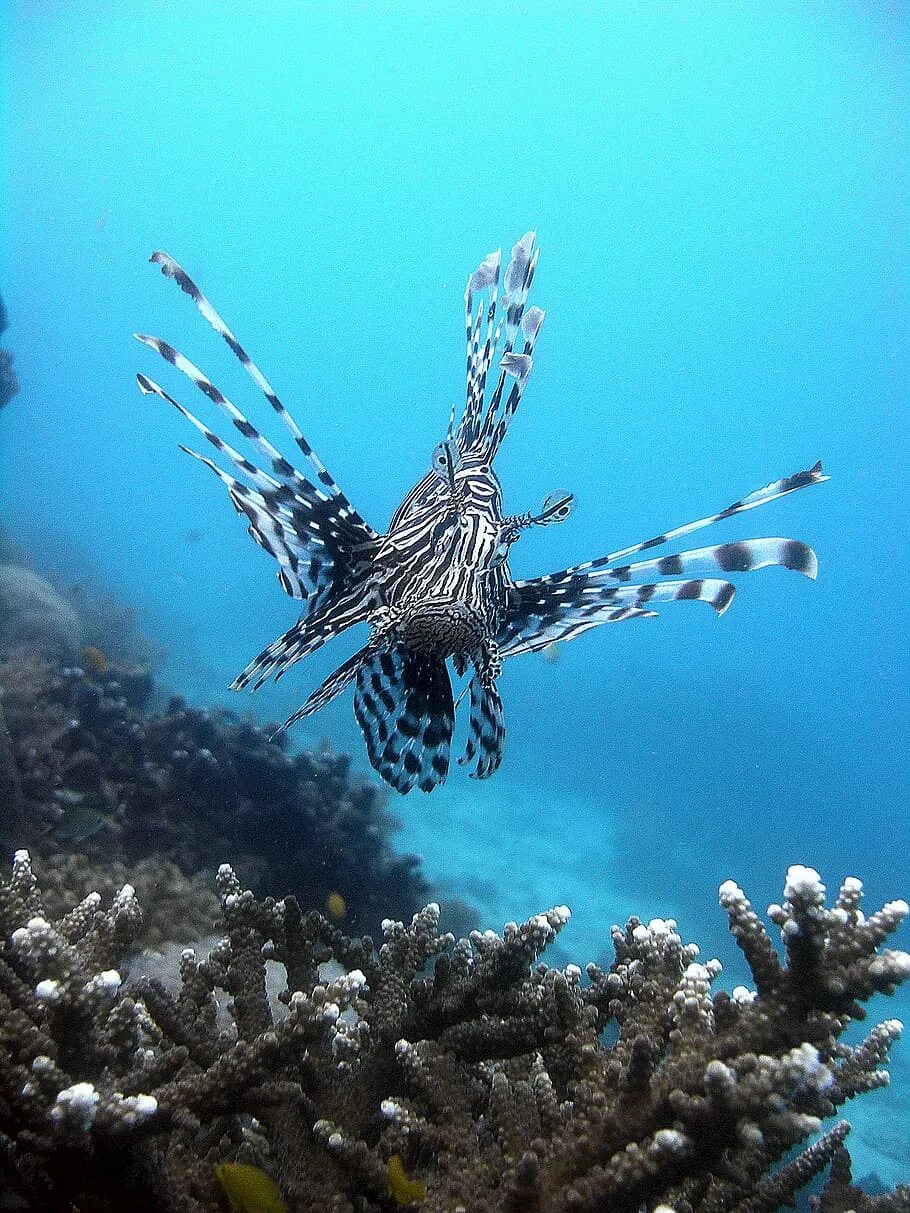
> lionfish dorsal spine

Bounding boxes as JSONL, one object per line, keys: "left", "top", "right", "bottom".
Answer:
{"left": 460, "top": 246, "right": 503, "bottom": 450}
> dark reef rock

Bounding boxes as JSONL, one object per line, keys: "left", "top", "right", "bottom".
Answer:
{"left": 0, "top": 647, "right": 428, "bottom": 942}
{"left": 0, "top": 852, "right": 907, "bottom": 1212}
{"left": 0, "top": 565, "right": 83, "bottom": 658}
{"left": 0, "top": 543, "right": 429, "bottom": 946}
{"left": 0, "top": 292, "right": 19, "bottom": 409}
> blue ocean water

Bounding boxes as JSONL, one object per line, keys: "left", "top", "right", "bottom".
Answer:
{"left": 2, "top": 0, "right": 908, "bottom": 1182}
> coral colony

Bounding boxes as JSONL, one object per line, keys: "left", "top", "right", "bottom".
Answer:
{"left": 1, "top": 845, "right": 909, "bottom": 1210}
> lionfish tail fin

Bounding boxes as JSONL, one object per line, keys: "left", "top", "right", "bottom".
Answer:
{"left": 353, "top": 646, "right": 454, "bottom": 794}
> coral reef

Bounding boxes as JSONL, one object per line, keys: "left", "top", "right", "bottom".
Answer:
{"left": 811, "top": 1145, "right": 910, "bottom": 1213}
{"left": 1, "top": 852, "right": 907, "bottom": 1212}
{"left": 0, "top": 566, "right": 83, "bottom": 659}
{"left": 0, "top": 647, "right": 428, "bottom": 942}
{"left": 0, "top": 292, "right": 18, "bottom": 410}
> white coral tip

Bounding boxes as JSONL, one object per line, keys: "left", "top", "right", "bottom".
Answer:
{"left": 35, "top": 979, "right": 63, "bottom": 1003}
{"left": 783, "top": 865, "right": 824, "bottom": 900}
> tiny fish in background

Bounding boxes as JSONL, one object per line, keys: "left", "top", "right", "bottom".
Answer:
{"left": 136, "top": 235, "right": 827, "bottom": 794}
{"left": 214, "top": 1162, "right": 287, "bottom": 1213}
{"left": 81, "top": 644, "right": 109, "bottom": 676}
{"left": 47, "top": 798, "right": 112, "bottom": 846}
{"left": 387, "top": 1154, "right": 426, "bottom": 1205}
{"left": 540, "top": 640, "right": 562, "bottom": 665}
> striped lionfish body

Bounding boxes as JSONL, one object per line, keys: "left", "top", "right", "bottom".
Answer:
{"left": 136, "top": 233, "right": 827, "bottom": 793}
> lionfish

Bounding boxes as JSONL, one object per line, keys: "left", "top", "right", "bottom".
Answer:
{"left": 136, "top": 233, "right": 827, "bottom": 793}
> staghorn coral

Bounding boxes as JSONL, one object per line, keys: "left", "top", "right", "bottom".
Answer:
{"left": 0, "top": 852, "right": 907, "bottom": 1212}
{"left": 810, "top": 1145, "right": 910, "bottom": 1213}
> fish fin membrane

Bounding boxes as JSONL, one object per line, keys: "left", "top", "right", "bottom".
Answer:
{"left": 353, "top": 645, "right": 454, "bottom": 794}
{"left": 457, "top": 231, "right": 544, "bottom": 461}
{"left": 231, "top": 599, "right": 369, "bottom": 692}
{"left": 273, "top": 642, "right": 376, "bottom": 734}
{"left": 458, "top": 674, "right": 505, "bottom": 780}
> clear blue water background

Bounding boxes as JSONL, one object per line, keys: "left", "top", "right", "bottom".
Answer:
{"left": 2, "top": 1, "right": 908, "bottom": 1180}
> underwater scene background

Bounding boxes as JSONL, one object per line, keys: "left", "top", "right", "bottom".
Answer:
{"left": 1, "top": 2, "right": 908, "bottom": 1206}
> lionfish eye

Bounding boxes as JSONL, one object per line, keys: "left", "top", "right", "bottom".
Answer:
{"left": 431, "top": 438, "right": 462, "bottom": 481}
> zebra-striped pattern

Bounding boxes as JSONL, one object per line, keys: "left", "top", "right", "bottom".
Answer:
{"left": 138, "top": 235, "right": 827, "bottom": 792}
{"left": 459, "top": 675, "right": 506, "bottom": 779}
{"left": 353, "top": 646, "right": 454, "bottom": 794}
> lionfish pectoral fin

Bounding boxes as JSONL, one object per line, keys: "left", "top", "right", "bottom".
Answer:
{"left": 353, "top": 645, "right": 454, "bottom": 794}
{"left": 562, "top": 463, "right": 827, "bottom": 577}
{"left": 272, "top": 642, "right": 376, "bottom": 736}
{"left": 231, "top": 601, "right": 369, "bottom": 692}
{"left": 458, "top": 675, "right": 505, "bottom": 780}
{"left": 592, "top": 537, "right": 819, "bottom": 585}
{"left": 499, "top": 536, "right": 824, "bottom": 658}
{"left": 498, "top": 583, "right": 660, "bottom": 659}
{"left": 138, "top": 255, "right": 378, "bottom": 612}
{"left": 496, "top": 461, "right": 828, "bottom": 659}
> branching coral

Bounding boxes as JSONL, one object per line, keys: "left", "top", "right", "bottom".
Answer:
{"left": 0, "top": 852, "right": 906, "bottom": 1212}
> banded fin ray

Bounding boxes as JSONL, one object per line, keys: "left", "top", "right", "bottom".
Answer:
{"left": 577, "top": 536, "right": 818, "bottom": 585}
{"left": 560, "top": 463, "right": 828, "bottom": 578}
{"left": 353, "top": 646, "right": 454, "bottom": 794}
{"left": 136, "top": 373, "right": 360, "bottom": 603}
{"left": 456, "top": 232, "right": 543, "bottom": 457}
{"left": 460, "top": 247, "right": 502, "bottom": 449}
{"left": 148, "top": 251, "right": 379, "bottom": 540}
{"left": 134, "top": 336, "right": 351, "bottom": 523}
{"left": 498, "top": 579, "right": 743, "bottom": 658}
{"left": 230, "top": 600, "right": 372, "bottom": 692}
{"left": 476, "top": 232, "right": 542, "bottom": 457}
{"left": 273, "top": 642, "right": 376, "bottom": 735}
{"left": 458, "top": 675, "right": 505, "bottom": 780}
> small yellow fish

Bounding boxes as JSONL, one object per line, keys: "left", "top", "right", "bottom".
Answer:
{"left": 325, "top": 891, "right": 347, "bottom": 920}
{"left": 387, "top": 1154, "right": 426, "bottom": 1205}
{"left": 82, "top": 645, "right": 109, "bottom": 676}
{"left": 214, "top": 1162, "right": 287, "bottom": 1213}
